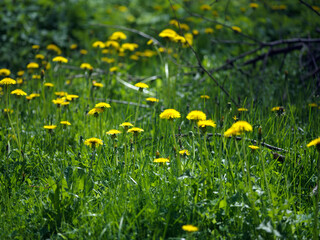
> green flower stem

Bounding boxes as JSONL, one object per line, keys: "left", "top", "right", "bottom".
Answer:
{"left": 170, "top": 120, "right": 181, "bottom": 175}
{"left": 314, "top": 150, "right": 320, "bottom": 240}
{"left": 134, "top": 91, "right": 142, "bottom": 126}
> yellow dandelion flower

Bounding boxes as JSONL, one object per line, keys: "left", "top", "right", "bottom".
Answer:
{"left": 160, "top": 109, "right": 181, "bottom": 120}
{"left": 109, "top": 31, "right": 127, "bottom": 41}
{"left": 147, "top": 39, "right": 153, "bottom": 45}
{"left": 205, "top": 28, "right": 214, "bottom": 34}
{"left": 0, "top": 68, "right": 11, "bottom": 76}
{"left": 26, "top": 93, "right": 40, "bottom": 100}
{"left": 55, "top": 91, "right": 67, "bottom": 97}
{"left": 17, "top": 71, "right": 24, "bottom": 76}
{"left": 80, "top": 63, "right": 93, "bottom": 70}
{"left": 92, "top": 41, "right": 105, "bottom": 48}
{"left": 200, "top": 95, "right": 210, "bottom": 99}
{"left": 192, "top": 29, "right": 199, "bottom": 35}
{"left": 109, "top": 66, "right": 119, "bottom": 72}
{"left": 238, "top": 108, "right": 248, "bottom": 112}
{"left": 52, "top": 56, "right": 68, "bottom": 63}
{"left": 43, "top": 125, "right": 57, "bottom": 130}
{"left": 44, "top": 82, "right": 54, "bottom": 87}
{"left": 4, "top": 108, "right": 14, "bottom": 114}
{"left": 232, "top": 121, "right": 253, "bottom": 132}
{"left": 186, "top": 110, "right": 206, "bottom": 121}
{"left": 35, "top": 54, "right": 45, "bottom": 60}
{"left": 179, "top": 149, "right": 190, "bottom": 156}
{"left": 105, "top": 41, "right": 120, "bottom": 49}
{"left": 307, "top": 137, "right": 320, "bottom": 148}
{"left": 135, "top": 82, "right": 149, "bottom": 89}
{"left": 70, "top": 44, "right": 78, "bottom": 50}
{"left": 52, "top": 98, "right": 66, "bottom": 106}
{"left": 95, "top": 102, "right": 111, "bottom": 109}
{"left": 200, "top": 4, "right": 211, "bottom": 11}
{"left": 0, "top": 78, "right": 16, "bottom": 85}
{"left": 120, "top": 122, "right": 133, "bottom": 129}
{"left": 146, "top": 97, "right": 159, "bottom": 103}
{"left": 271, "top": 106, "right": 285, "bottom": 112}
{"left": 84, "top": 137, "right": 103, "bottom": 148}
{"left": 153, "top": 158, "right": 170, "bottom": 163}
{"left": 130, "top": 54, "right": 139, "bottom": 61}
{"left": 17, "top": 78, "right": 23, "bottom": 84}
{"left": 180, "top": 23, "right": 190, "bottom": 31}
{"left": 159, "top": 29, "right": 178, "bottom": 40}
{"left": 101, "top": 57, "right": 115, "bottom": 63}
{"left": 88, "top": 107, "right": 104, "bottom": 116}
{"left": 174, "top": 35, "right": 186, "bottom": 43}
{"left": 60, "top": 121, "right": 71, "bottom": 126}
{"left": 312, "top": 6, "right": 320, "bottom": 11}
{"left": 106, "top": 129, "right": 122, "bottom": 135}
{"left": 47, "top": 44, "right": 62, "bottom": 55}
{"left": 32, "top": 75, "right": 41, "bottom": 79}
{"left": 215, "top": 24, "right": 223, "bottom": 30}
{"left": 80, "top": 49, "right": 88, "bottom": 55}
{"left": 197, "top": 120, "right": 216, "bottom": 128}
{"left": 32, "top": 45, "right": 40, "bottom": 50}
{"left": 231, "top": 26, "right": 242, "bottom": 33}
{"left": 27, "top": 62, "right": 39, "bottom": 69}
{"left": 308, "top": 103, "right": 317, "bottom": 107}
{"left": 122, "top": 43, "right": 139, "bottom": 51}
{"left": 249, "top": 145, "right": 259, "bottom": 150}
{"left": 127, "top": 127, "right": 144, "bottom": 133}
{"left": 11, "top": 89, "right": 27, "bottom": 96}
{"left": 93, "top": 82, "right": 104, "bottom": 88}
{"left": 182, "top": 224, "right": 198, "bottom": 232}
{"left": 250, "top": 3, "right": 259, "bottom": 8}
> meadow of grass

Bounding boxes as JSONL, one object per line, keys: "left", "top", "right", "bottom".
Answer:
{"left": 1, "top": 1, "right": 320, "bottom": 239}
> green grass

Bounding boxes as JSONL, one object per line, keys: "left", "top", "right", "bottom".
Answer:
{"left": 1, "top": 1, "right": 320, "bottom": 239}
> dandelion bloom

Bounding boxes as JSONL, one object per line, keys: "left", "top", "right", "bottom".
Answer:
{"left": 35, "top": 54, "right": 45, "bottom": 59}
{"left": 60, "top": 121, "right": 71, "bottom": 126}
{"left": 4, "top": 108, "right": 13, "bottom": 114}
{"left": 84, "top": 138, "right": 103, "bottom": 148}
{"left": 146, "top": 97, "right": 159, "bottom": 103}
{"left": 307, "top": 137, "right": 320, "bottom": 148}
{"left": 231, "top": 26, "right": 242, "bottom": 33}
{"left": 17, "top": 71, "right": 24, "bottom": 76}
{"left": 105, "top": 41, "right": 120, "bottom": 49}
{"left": 224, "top": 121, "right": 253, "bottom": 137}
{"left": 70, "top": 44, "right": 78, "bottom": 50}
{"left": 197, "top": 120, "right": 216, "bottom": 128}
{"left": 215, "top": 24, "right": 223, "bottom": 30}
{"left": 109, "top": 31, "right": 127, "bottom": 41}
{"left": 43, "top": 125, "right": 57, "bottom": 130}
{"left": 92, "top": 82, "right": 104, "bottom": 88}
{"left": 122, "top": 43, "right": 139, "bottom": 51}
{"left": 153, "top": 158, "right": 170, "bottom": 163}
{"left": 249, "top": 145, "right": 259, "bottom": 150}
{"left": 47, "top": 44, "right": 62, "bottom": 55}
{"left": 238, "top": 108, "right": 248, "bottom": 112}
{"left": 32, "top": 75, "right": 41, "bottom": 79}
{"left": 55, "top": 91, "right": 67, "bottom": 97}
{"left": 250, "top": 3, "right": 259, "bottom": 8}
{"left": 120, "top": 122, "right": 133, "bottom": 129}
{"left": 106, "top": 129, "right": 122, "bottom": 136}
{"left": 0, "top": 78, "right": 16, "bottom": 85}
{"left": 128, "top": 127, "right": 144, "bottom": 133}
{"left": 109, "top": 66, "right": 119, "bottom": 72}
{"left": 11, "top": 89, "right": 27, "bottom": 96}
{"left": 271, "top": 106, "right": 285, "bottom": 112}
{"left": 80, "top": 49, "right": 88, "bottom": 55}
{"left": 147, "top": 39, "right": 153, "bottom": 45}
{"left": 66, "top": 94, "right": 79, "bottom": 101}
{"left": 308, "top": 103, "right": 317, "bottom": 108}
{"left": 200, "top": 95, "right": 210, "bottom": 99}
{"left": 27, "top": 62, "right": 39, "bottom": 69}
{"left": 88, "top": 107, "right": 104, "bottom": 116}
{"left": 95, "top": 102, "right": 111, "bottom": 109}
{"left": 0, "top": 69, "right": 11, "bottom": 76}
{"left": 159, "top": 29, "right": 178, "bottom": 40}
{"left": 186, "top": 110, "right": 206, "bottom": 121}
{"left": 26, "top": 93, "right": 40, "bottom": 100}
{"left": 92, "top": 41, "right": 105, "bottom": 48}
{"left": 80, "top": 63, "right": 93, "bottom": 70}
{"left": 44, "top": 82, "right": 54, "bottom": 87}
{"left": 130, "top": 55, "right": 139, "bottom": 61}
{"left": 160, "top": 109, "right": 181, "bottom": 120}
{"left": 192, "top": 29, "right": 199, "bottom": 35}
{"left": 52, "top": 56, "right": 68, "bottom": 63}
{"left": 182, "top": 224, "right": 198, "bottom": 232}
{"left": 134, "top": 82, "right": 149, "bottom": 89}
{"left": 179, "top": 149, "right": 190, "bottom": 156}
{"left": 205, "top": 28, "right": 214, "bottom": 34}
{"left": 32, "top": 45, "right": 40, "bottom": 49}
{"left": 101, "top": 57, "right": 115, "bottom": 63}
{"left": 200, "top": 4, "right": 211, "bottom": 11}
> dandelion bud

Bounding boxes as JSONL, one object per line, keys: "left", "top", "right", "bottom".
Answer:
{"left": 156, "top": 150, "right": 160, "bottom": 157}
{"left": 258, "top": 127, "right": 262, "bottom": 142}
